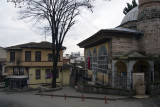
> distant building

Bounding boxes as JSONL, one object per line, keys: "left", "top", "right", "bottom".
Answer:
{"left": 70, "top": 52, "right": 80, "bottom": 57}
{"left": 0, "top": 47, "right": 6, "bottom": 58}
{"left": 63, "top": 54, "right": 70, "bottom": 65}
{"left": 70, "top": 56, "right": 85, "bottom": 64}
{"left": 5, "top": 41, "right": 66, "bottom": 89}
{"left": 0, "top": 47, "right": 7, "bottom": 78}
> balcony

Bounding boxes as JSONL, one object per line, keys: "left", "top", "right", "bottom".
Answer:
{"left": 7, "top": 61, "right": 63, "bottom": 67}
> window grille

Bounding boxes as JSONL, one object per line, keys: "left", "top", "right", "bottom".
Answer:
{"left": 19, "top": 67, "right": 24, "bottom": 75}
{"left": 45, "top": 69, "right": 51, "bottom": 79}
{"left": 98, "top": 46, "right": 108, "bottom": 73}
{"left": 25, "top": 51, "right": 31, "bottom": 62}
{"left": 10, "top": 52, "right": 15, "bottom": 62}
{"left": 36, "top": 69, "right": 41, "bottom": 79}
{"left": 35, "top": 51, "right": 41, "bottom": 62}
{"left": 13, "top": 67, "right": 18, "bottom": 75}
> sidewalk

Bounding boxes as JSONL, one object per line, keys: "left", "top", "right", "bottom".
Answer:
{"left": 35, "top": 86, "right": 129, "bottom": 100}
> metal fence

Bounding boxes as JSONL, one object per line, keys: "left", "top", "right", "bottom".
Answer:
{"left": 113, "top": 73, "right": 127, "bottom": 89}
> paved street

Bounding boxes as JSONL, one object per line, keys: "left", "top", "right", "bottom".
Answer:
{"left": 40, "top": 86, "right": 129, "bottom": 100}
{"left": 0, "top": 87, "right": 159, "bottom": 107}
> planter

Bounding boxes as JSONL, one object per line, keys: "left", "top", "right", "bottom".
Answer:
{"left": 39, "top": 85, "right": 62, "bottom": 92}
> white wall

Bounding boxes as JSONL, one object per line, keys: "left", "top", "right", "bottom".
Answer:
{"left": 70, "top": 56, "right": 85, "bottom": 63}
{"left": 2, "top": 65, "right": 7, "bottom": 76}
{"left": 0, "top": 47, "right": 6, "bottom": 58}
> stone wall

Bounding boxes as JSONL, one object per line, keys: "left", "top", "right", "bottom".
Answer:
{"left": 112, "top": 37, "right": 139, "bottom": 57}
{"left": 77, "top": 83, "right": 135, "bottom": 96}
{"left": 120, "top": 21, "right": 137, "bottom": 30}
{"left": 139, "top": 0, "right": 160, "bottom": 9}
{"left": 150, "top": 83, "right": 160, "bottom": 96}
{"left": 138, "top": 0, "right": 160, "bottom": 57}
{"left": 137, "top": 18, "right": 160, "bottom": 56}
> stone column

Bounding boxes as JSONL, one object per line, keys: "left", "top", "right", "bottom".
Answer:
{"left": 149, "top": 60, "right": 154, "bottom": 83}
{"left": 126, "top": 60, "right": 136, "bottom": 89}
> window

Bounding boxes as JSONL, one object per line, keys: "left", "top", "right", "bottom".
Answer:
{"left": 85, "top": 50, "right": 92, "bottom": 70}
{"left": 35, "top": 51, "right": 41, "bottom": 62}
{"left": 45, "top": 69, "right": 51, "bottom": 79}
{"left": 92, "top": 48, "right": 98, "bottom": 75}
{"left": 10, "top": 52, "right": 15, "bottom": 62}
{"left": 19, "top": 67, "right": 24, "bottom": 75}
{"left": 25, "top": 51, "right": 31, "bottom": 62}
{"left": 36, "top": 69, "right": 41, "bottom": 79}
{"left": 4, "top": 67, "right": 8, "bottom": 73}
{"left": 13, "top": 67, "right": 18, "bottom": 75}
{"left": 48, "top": 54, "right": 60, "bottom": 61}
{"left": 98, "top": 46, "right": 108, "bottom": 73}
{"left": 48, "top": 54, "right": 53, "bottom": 62}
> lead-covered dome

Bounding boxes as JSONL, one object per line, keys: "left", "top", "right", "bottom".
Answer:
{"left": 121, "top": 6, "right": 138, "bottom": 25}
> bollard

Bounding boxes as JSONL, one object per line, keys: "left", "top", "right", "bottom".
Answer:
{"left": 82, "top": 94, "right": 84, "bottom": 101}
{"left": 105, "top": 96, "right": 107, "bottom": 104}
{"left": 64, "top": 94, "right": 66, "bottom": 100}
{"left": 51, "top": 93, "right": 53, "bottom": 99}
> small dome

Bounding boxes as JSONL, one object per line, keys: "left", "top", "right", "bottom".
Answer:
{"left": 121, "top": 6, "right": 138, "bottom": 25}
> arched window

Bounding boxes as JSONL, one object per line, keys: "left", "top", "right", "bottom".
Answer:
{"left": 93, "top": 48, "right": 97, "bottom": 63}
{"left": 98, "top": 46, "right": 108, "bottom": 73}
{"left": 92, "top": 48, "right": 97, "bottom": 70}
{"left": 85, "top": 49, "right": 92, "bottom": 70}
{"left": 92, "top": 48, "right": 98, "bottom": 77}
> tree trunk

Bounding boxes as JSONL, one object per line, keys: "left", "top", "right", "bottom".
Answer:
{"left": 52, "top": 42, "right": 60, "bottom": 88}
{"left": 52, "top": 47, "right": 57, "bottom": 88}
{"left": 52, "top": 53, "right": 58, "bottom": 88}
{"left": 51, "top": 30, "right": 56, "bottom": 88}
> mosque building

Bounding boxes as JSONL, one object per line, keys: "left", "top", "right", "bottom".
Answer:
{"left": 78, "top": 0, "right": 160, "bottom": 94}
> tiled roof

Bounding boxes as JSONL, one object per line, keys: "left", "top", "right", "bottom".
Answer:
{"left": 78, "top": 27, "right": 143, "bottom": 48}
{"left": 108, "top": 27, "right": 143, "bottom": 34}
{"left": 5, "top": 41, "right": 66, "bottom": 50}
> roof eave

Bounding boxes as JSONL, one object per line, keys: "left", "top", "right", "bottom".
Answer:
{"left": 78, "top": 29, "right": 143, "bottom": 48}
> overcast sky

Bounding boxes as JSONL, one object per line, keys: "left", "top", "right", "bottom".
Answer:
{"left": 0, "top": 0, "right": 138, "bottom": 55}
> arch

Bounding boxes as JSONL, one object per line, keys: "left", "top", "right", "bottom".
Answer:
{"left": 115, "top": 60, "right": 127, "bottom": 74}
{"left": 133, "top": 60, "right": 150, "bottom": 82}
{"left": 98, "top": 46, "right": 107, "bottom": 56}
{"left": 98, "top": 46, "right": 108, "bottom": 73}
{"left": 114, "top": 60, "right": 127, "bottom": 88}
{"left": 133, "top": 60, "right": 150, "bottom": 73}
{"left": 93, "top": 48, "right": 97, "bottom": 62}
{"left": 86, "top": 49, "right": 92, "bottom": 58}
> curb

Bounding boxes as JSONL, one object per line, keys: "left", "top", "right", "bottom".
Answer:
{"left": 34, "top": 93, "right": 128, "bottom": 100}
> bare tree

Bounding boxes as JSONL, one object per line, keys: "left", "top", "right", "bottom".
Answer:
{"left": 7, "top": 0, "right": 92, "bottom": 88}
